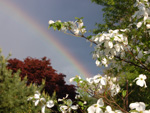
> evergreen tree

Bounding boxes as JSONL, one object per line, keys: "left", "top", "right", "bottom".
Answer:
{"left": 0, "top": 49, "right": 40, "bottom": 113}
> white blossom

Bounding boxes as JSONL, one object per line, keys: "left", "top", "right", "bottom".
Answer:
{"left": 58, "top": 94, "right": 69, "bottom": 101}
{"left": 87, "top": 98, "right": 104, "bottom": 113}
{"left": 104, "top": 41, "right": 113, "bottom": 48}
{"left": 46, "top": 100, "right": 54, "bottom": 108}
{"left": 134, "top": 74, "right": 147, "bottom": 88}
{"left": 48, "top": 20, "right": 54, "bottom": 24}
{"left": 81, "top": 28, "right": 86, "bottom": 34}
{"left": 27, "top": 97, "right": 33, "bottom": 101}
{"left": 105, "top": 106, "right": 122, "bottom": 113}
{"left": 34, "top": 91, "right": 41, "bottom": 106}
{"left": 96, "top": 60, "right": 101, "bottom": 67}
{"left": 69, "top": 75, "right": 81, "bottom": 82}
{"left": 75, "top": 94, "right": 81, "bottom": 99}
{"left": 86, "top": 77, "right": 94, "bottom": 84}
{"left": 102, "top": 58, "right": 108, "bottom": 67}
{"left": 114, "top": 44, "right": 121, "bottom": 52}
{"left": 60, "top": 99, "right": 78, "bottom": 113}
{"left": 94, "top": 74, "right": 107, "bottom": 85}
{"left": 137, "top": 21, "right": 143, "bottom": 28}
{"left": 60, "top": 105, "right": 68, "bottom": 113}
{"left": 110, "top": 84, "right": 120, "bottom": 97}
{"left": 78, "top": 21, "right": 84, "bottom": 28}
{"left": 41, "top": 100, "right": 54, "bottom": 113}
{"left": 146, "top": 24, "right": 150, "bottom": 29}
{"left": 129, "top": 102, "right": 150, "bottom": 112}
{"left": 69, "top": 77, "right": 75, "bottom": 83}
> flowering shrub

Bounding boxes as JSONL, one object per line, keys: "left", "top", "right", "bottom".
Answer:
{"left": 28, "top": 0, "right": 150, "bottom": 112}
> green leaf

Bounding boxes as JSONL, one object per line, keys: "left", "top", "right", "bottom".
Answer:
{"left": 130, "top": 110, "right": 138, "bottom": 112}
{"left": 87, "top": 35, "right": 92, "bottom": 39}
{"left": 48, "top": 23, "right": 55, "bottom": 29}
{"left": 110, "top": 37, "right": 114, "bottom": 41}
{"left": 75, "top": 17, "right": 80, "bottom": 20}
{"left": 122, "top": 90, "right": 127, "bottom": 97}
{"left": 80, "top": 17, "right": 84, "bottom": 19}
{"left": 57, "top": 23, "right": 63, "bottom": 31}
{"left": 53, "top": 26, "right": 57, "bottom": 31}
{"left": 78, "top": 101, "right": 83, "bottom": 106}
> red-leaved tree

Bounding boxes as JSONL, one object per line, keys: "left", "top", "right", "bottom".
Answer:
{"left": 7, "top": 57, "right": 76, "bottom": 100}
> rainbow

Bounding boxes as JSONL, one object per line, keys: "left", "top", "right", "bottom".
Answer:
{"left": 1, "top": 1, "right": 92, "bottom": 79}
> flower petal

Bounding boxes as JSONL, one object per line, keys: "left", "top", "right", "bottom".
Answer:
{"left": 34, "top": 91, "right": 40, "bottom": 99}
{"left": 106, "top": 106, "right": 112, "bottom": 112}
{"left": 46, "top": 100, "right": 54, "bottom": 108}
{"left": 27, "top": 97, "right": 33, "bottom": 101}
{"left": 71, "top": 105, "right": 78, "bottom": 110}
{"left": 87, "top": 105, "right": 95, "bottom": 113}
{"left": 41, "top": 105, "right": 45, "bottom": 113}
{"left": 97, "top": 98, "right": 104, "bottom": 107}
{"left": 96, "top": 107, "right": 103, "bottom": 113}
{"left": 35, "top": 100, "right": 40, "bottom": 106}
{"left": 136, "top": 80, "right": 144, "bottom": 87}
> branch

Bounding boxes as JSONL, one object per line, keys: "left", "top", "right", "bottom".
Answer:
{"left": 67, "top": 30, "right": 98, "bottom": 45}
{"left": 115, "top": 56, "right": 150, "bottom": 72}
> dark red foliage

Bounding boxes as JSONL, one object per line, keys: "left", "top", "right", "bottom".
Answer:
{"left": 7, "top": 57, "right": 76, "bottom": 99}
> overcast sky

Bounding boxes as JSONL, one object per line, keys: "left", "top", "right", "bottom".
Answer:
{"left": 0, "top": 0, "right": 104, "bottom": 82}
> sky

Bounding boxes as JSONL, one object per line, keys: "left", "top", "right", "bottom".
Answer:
{"left": 0, "top": 0, "right": 104, "bottom": 82}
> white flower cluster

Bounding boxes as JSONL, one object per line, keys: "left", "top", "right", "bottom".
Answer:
{"left": 70, "top": 74, "right": 120, "bottom": 97}
{"left": 49, "top": 19, "right": 86, "bottom": 35}
{"left": 27, "top": 91, "right": 54, "bottom": 113}
{"left": 129, "top": 102, "right": 150, "bottom": 113}
{"left": 70, "top": 73, "right": 148, "bottom": 113}
{"left": 58, "top": 94, "right": 78, "bottom": 113}
{"left": 92, "top": 0, "right": 150, "bottom": 68}
{"left": 88, "top": 98, "right": 150, "bottom": 113}
{"left": 132, "top": 0, "right": 150, "bottom": 29}
{"left": 92, "top": 29, "right": 128, "bottom": 67}
{"left": 87, "top": 98, "right": 123, "bottom": 113}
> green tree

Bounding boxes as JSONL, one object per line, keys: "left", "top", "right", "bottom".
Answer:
{"left": 0, "top": 49, "right": 40, "bottom": 113}
{"left": 91, "top": 0, "right": 136, "bottom": 33}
